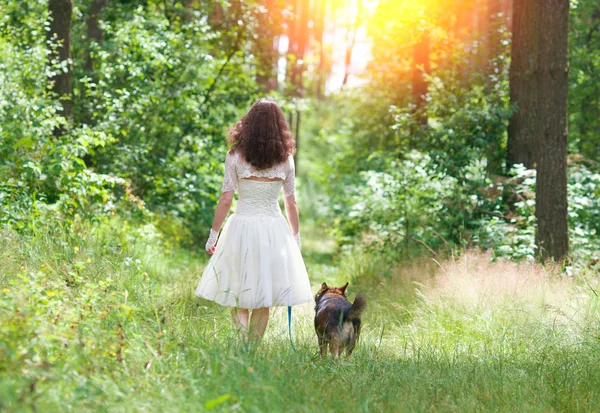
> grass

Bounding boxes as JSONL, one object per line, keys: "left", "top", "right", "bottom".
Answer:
{"left": 2, "top": 216, "right": 600, "bottom": 412}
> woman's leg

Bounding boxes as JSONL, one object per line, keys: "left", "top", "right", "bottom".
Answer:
{"left": 249, "top": 307, "right": 270, "bottom": 342}
{"left": 231, "top": 308, "right": 249, "bottom": 339}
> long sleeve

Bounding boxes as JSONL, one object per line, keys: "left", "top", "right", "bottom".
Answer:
{"left": 221, "top": 152, "right": 238, "bottom": 193}
{"left": 283, "top": 155, "right": 296, "bottom": 197}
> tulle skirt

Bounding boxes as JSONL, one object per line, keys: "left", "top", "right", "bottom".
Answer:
{"left": 195, "top": 213, "right": 313, "bottom": 309}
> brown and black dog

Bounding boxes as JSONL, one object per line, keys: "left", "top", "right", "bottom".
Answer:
{"left": 314, "top": 282, "right": 366, "bottom": 360}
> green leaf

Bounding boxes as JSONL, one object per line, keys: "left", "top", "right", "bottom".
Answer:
{"left": 13, "top": 137, "right": 34, "bottom": 149}
{"left": 204, "top": 394, "right": 231, "bottom": 410}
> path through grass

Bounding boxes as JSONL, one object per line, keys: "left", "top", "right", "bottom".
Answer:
{"left": 2, "top": 216, "right": 600, "bottom": 412}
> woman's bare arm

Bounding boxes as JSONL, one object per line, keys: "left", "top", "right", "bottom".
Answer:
{"left": 284, "top": 194, "right": 299, "bottom": 236}
{"left": 211, "top": 191, "right": 234, "bottom": 231}
{"left": 205, "top": 191, "right": 234, "bottom": 254}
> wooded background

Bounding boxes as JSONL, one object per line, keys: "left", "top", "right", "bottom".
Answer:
{"left": 4, "top": 2, "right": 600, "bottom": 410}
{"left": 2, "top": 0, "right": 600, "bottom": 265}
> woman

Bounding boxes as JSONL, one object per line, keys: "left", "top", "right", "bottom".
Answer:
{"left": 195, "top": 99, "right": 313, "bottom": 342}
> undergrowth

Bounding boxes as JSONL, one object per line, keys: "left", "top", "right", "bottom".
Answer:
{"left": 2, "top": 219, "right": 600, "bottom": 412}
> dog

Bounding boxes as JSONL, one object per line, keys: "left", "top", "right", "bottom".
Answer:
{"left": 314, "top": 282, "right": 366, "bottom": 360}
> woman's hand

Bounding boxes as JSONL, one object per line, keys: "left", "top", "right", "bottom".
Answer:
{"left": 205, "top": 229, "right": 219, "bottom": 254}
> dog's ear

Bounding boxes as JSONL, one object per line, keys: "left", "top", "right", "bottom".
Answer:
{"left": 339, "top": 282, "right": 349, "bottom": 295}
{"left": 315, "top": 282, "right": 328, "bottom": 302}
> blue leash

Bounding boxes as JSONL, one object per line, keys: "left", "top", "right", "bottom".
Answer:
{"left": 287, "top": 306, "right": 297, "bottom": 351}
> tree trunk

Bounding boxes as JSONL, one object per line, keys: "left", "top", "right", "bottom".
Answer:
{"left": 455, "top": 4, "right": 473, "bottom": 43}
{"left": 503, "top": 0, "right": 513, "bottom": 32}
{"left": 535, "top": 0, "right": 569, "bottom": 262}
{"left": 48, "top": 0, "right": 74, "bottom": 131}
{"left": 255, "top": 0, "right": 280, "bottom": 92}
{"left": 289, "top": 0, "right": 309, "bottom": 96}
{"left": 315, "top": 0, "right": 327, "bottom": 98}
{"left": 211, "top": 2, "right": 223, "bottom": 28}
{"left": 183, "top": 0, "right": 195, "bottom": 22}
{"left": 507, "top": 0, "right": 538, "bottom": 169}
{"left": 342, "top": 0, "right": 361, "bottom": 87}
{"left": 412, "top": 29, "right": 430, "bottom": 124}
{"left": 285, "top": 1, "right": 298, "bottom": 91}
{"left": 86, "top": 0, "right": 108, "bottom": 71}
{"left": 486, "top": 0, "right": 502, "bottom": 68}
{"left": 484, "top": 0, "right": 505, "bottom": 176}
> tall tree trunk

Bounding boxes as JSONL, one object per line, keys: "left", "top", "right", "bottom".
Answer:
{"left": 503, "top": 0, "right": 513, "bottom": 32}
{"left": 455, "top": 2, "right": 476, "bottom": 45}
{"left": 315, "top": 0, "right": 327, "bottom": 98}
{"left": 255, "top": 0, "right": 279, "bottom": 92}
{"left": 484, "top": 0, "right": 505, "bottom": 175}
{"left": 86, "top": 0, "right": 108, "bottom": 71}
{"left": 535, "top": 0, "right": 569, "bottom": 262}
{"left": 476, "top": 0, "right": 489, "bottom": 67}
{"left": 342, "top": 0, "right": 361, "bottom": 87}
{"left": 48, "top": 0, "right": 74, "bottom": 132}
{"left": 412, "top": 29, "right": 430, "bottom": 124}
{"left": 507, "top": 0, "right": 538, "bottom": 169}
{"left": 486, "top": 0, "right": 503, "bottom": 69}
{"left": 212, "top": 2, "right": 222, "bottom": 27}
{"left": 289, "top": 0, "right": 309, "bottom": 96}
{"left": 285, "top": 1, "right": 298, "bottom": 91}
{"left": 183, "top": 0, "right": 195, "bottom": 22}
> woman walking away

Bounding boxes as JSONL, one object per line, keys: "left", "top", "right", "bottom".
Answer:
{"left": 196, "top": 99, "right": 312, "bottom": 343}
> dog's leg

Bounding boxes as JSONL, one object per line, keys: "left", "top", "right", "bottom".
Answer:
{"left": 318, "top": 334, "right": 328, "bottom": 357}
{"left": 330, "top": 342, "right": 341, "bottom": 361}
{"left": 346, "top": 336, "right": 356, "bottom": 359}
{"left": 346, "top": 321, "right": 361, "bottom": 359}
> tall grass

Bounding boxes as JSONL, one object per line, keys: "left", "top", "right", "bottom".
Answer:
{"left": 2, "top": 219, "right": 600, "bottom": 412}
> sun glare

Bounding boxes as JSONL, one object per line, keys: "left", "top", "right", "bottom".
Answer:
{"left": 276, "top": 0, "right": 452, "bottom": 92}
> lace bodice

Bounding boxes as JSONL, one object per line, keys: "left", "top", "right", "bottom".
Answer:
{"left": 235, "top": 179, "right": 284, "bottom": 217}
{"left": 221, "top": 151, "right": 296, "bottom": 197}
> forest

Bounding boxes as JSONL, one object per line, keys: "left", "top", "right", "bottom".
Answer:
{"left": 2, "top": 0, "right": 600, "bottom": 411}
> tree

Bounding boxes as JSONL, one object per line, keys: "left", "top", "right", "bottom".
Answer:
{"left": 507, "top": 0, "right": 538, "bottom": 169}
{"left": 486, "top": 0, "right": 503, "bottom": 71}
{"left": 47, "top": 0, "right": 74, "bottom": 128}
{"left": 484, "top": 0, "right": 509, "bottom": 175}
{"left": 508, "top": 0, "right": 569, "bottom": 261}
{"left": 342, "top": 0, "right": 362, "bottom": 87}
{"left": 254, "top": 0, "right": 283, "bottom": 92}
{"left": 412, "top": 29, "right": 430, "bottom": 124}
{"left": 86, "top": 0, "right": 109, "bottom": 71}
{"left": 569, "top": 1, "right": 600, "bottom": 159}
{"left": 287, "top": 0, "right": 310, "bottom": 96}
{"left": 534, "top": 0, "right": 569, "bottom": 261}
{"left": 314, "top": 0, "right": 328, "bottom": 98}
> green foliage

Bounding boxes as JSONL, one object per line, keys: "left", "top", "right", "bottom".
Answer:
{"left": 327, "top": 144, "right": 600, "bottom": 265}
{"left": 419, "top": 69, "right": 512, "bottom": 179}
{"left": 308, "top": 49, "right": 513, "bottom": 259}
{"left": 569, "top": 0, "right": 600, "bottom": 159}
{"left": 332, "top": 151, "right": 459, "bottom": 256}
{"left": 309, "top": 48, "right": 598, "bottom": 266}
{"left": 1, "top": 0, "right": 600, "bottom": 408}
{"left": 74, "top": 5, "right": 260, "bottom": 241}
{"left": 0, "top": 1, "right": 271, "bottom": 243}
{"left": 0, "top": 11, "right": 134, "bottom": 230}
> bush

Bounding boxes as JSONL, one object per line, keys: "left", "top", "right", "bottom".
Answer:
{"left": 0, "top": 2, "right": 268, "bottom": 245}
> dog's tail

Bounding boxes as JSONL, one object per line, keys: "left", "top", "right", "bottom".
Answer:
{"left": 346, "top": 293, "right": 366, "bottom": 321}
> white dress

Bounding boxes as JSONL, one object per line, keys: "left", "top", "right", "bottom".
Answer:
{"left": 195, "top": 151, "right": 313, "bottom": 309}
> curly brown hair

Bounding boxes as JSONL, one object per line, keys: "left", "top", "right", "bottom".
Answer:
{"left": 227, "top": 99, "right": 296, "bottom": 170}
